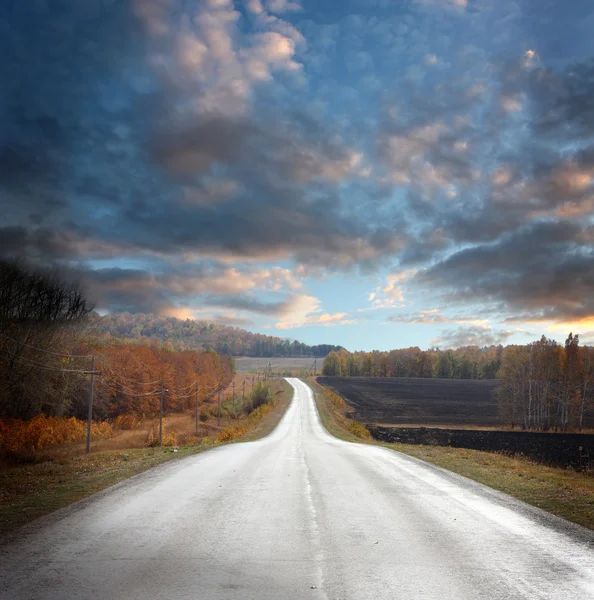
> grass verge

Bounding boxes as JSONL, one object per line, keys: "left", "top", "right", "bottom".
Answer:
{"left": 309, "top": 377, "right": 594, "bottom": 530}
{"left": 0, "top": 379, "right": 293, "bottom": 536}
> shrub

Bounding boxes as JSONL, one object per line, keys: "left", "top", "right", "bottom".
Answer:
{"left": 250, "top": 381, "right": 273, "bottom": 409}
{"left": 217, "top": 425, "right": 247, "bottom": 442}
{"left": 326, "top": 389, "right": 345, "bottom": 410}
{"left": 113, "top": 415, "right": 139, "bottom": 430}
{"left": 0, "top": 415, "right": 113, "bottom": 453}
{"left": 199, "top": 410, "right": 210, "bottom": 422}
{"left": 183, "top": 435, "right": 200, "bottom": 446}
{"left": 162, "top": 431, "right": 177, "bottom": 447}
{"left": 348, "top": 421, "right": 371, "bottom": 440}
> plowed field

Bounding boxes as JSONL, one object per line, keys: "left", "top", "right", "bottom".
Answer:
{"left": 317, "top": 376, "right": 501, "bottom": 426}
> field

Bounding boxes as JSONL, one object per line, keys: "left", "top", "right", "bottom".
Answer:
{"left": 317, "top": 376, "right": 502, "bottom": 427}
{"left": 235, "top": 356, "right": 317, "bottom": 374}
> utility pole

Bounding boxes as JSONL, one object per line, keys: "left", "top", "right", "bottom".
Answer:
{"left": 242, "top": 379, "right": 245, "bottom": 400}
{"left": 160, "top": 380, "right": 164, "bottom": 447}
{"left": 195, "top": 381, "right": 199, "bottom": 437}
{"left": 217, "top": 390, "right": 221, "bottom": 426}
{"left": 314, "top": 358, "right": 317, "bottom": 376}
{"left": 86, "top": 356, "right": 95, "bottom": 454}
{"left": 232, "top": 380, "right": 235, "bottom": 402}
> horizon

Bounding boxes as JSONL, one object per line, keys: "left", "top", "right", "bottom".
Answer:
{"left": 2, "top": 1, "right": 594, "bottom": 352}
{"left": 95, "top": 310, "right": 591, "bottom": 354}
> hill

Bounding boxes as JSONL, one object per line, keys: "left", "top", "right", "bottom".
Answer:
{"left": 90, "top": 312, "right": 341, "bottom": 357}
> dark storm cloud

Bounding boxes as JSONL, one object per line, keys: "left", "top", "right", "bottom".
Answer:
{"left": 2, "top": 0, "right": 594, "bottom": 323}
{"left": 71, "top": 263, "right": 307, "bottom": 317}
{"left": 0, "top": 1, "right": 401, "bottom": 275}
{"left": 419, "top": 221, "right": 594, "bottom": 322}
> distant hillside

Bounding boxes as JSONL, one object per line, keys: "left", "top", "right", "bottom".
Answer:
{"left": 91, "top": 312, "right": 342, "bottom": 357}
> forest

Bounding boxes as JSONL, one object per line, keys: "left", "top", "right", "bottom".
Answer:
{"left": 91, "top": 312, "right": 341, "bottom": 358}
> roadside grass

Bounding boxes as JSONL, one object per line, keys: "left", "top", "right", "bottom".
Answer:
{"left": 0, "top": 378, "right": 293, "bottom": 536}
{"left": 308, "top": 377, "right": 594, "bottom": 531}
{"left": 240, "top": 379, "right": 293, "bottom": 442}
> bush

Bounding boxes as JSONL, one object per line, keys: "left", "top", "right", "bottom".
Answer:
{"left": 183, "top": 435, "right": 200, "bottom": 446}
{"left": 326, "top": 389, "right": 345, "bottom": 410}
{"left": 162, "top": 431, "right": 177, "bottom": 447}
{"left": 250, "top": 381, "right": 273, "bottom": 409}
{"left": 0, "top": 415, "right": 113, "bottom": 453}
{"left": 113, "top": 415, "right": 139, "bottom": 430}
{"left": 348, "top": 421, "right": 371, "bottom": 440}
{"left": 217, "top": 425, "right": 247, "bottom": 442}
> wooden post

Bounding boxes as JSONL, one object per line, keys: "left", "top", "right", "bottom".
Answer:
{"left": 217, "top": 390, "right": 221, "bottom": 426}
{"left": 159, "top": 380, "right": 164, "bottom": 447}
{"left": 195, "top": 382, "right": 199, "bottom": 437}
{"left": 86, "top": 356, "right": 95, "bottom": 454}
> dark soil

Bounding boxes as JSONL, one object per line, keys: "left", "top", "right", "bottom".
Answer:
{"left": 369, "top": 426, "right": 594, "bottom": 470}
{"left": 318, "top": 376, "right": 501, "bottom": 426}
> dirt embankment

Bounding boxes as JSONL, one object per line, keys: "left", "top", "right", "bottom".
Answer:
{"left": 369, "top": 425, "right": 594, "bottom": 470}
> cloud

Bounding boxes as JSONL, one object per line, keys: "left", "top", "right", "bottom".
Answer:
{"left": 79, "top": 264, "right": 304, "bottom": 315}
{"left": 431, "top": 325, "right": 514, "bottom": 349}
{"left": 387, "top": 309, "right": 484, "bottom": 325}
{"left": 3, "top": 0, "right": 594, "bottom": 331}
{"left": 361, "top": 270, "right": 416, "bottom": 311}
{"left": 418, "top": 221, "right": 594, "bottom": 324}
{"left": 266, "top": 0, "right": 302, "bottom": 14}
{"left": 274, "top": 295, "right": 356, "bottom": 329}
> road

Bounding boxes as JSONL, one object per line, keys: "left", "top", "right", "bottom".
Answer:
{"left": 1, "top": 378, "right": 593, "bottom": 599}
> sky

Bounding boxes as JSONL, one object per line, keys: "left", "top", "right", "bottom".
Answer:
{"left": 1, "top": 0, "right": 594, "bottom": 351}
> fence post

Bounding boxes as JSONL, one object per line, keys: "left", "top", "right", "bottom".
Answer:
{"left": 159, "top": 380, "right": 164, "bottom": 448}
{"left": 195, "top": 382, "right": 199, "bottom": 437}
{"left": 217, "top": 390, "right": 221, "bottom": 426}
{"left": 86, "top": 356, "right": 95, "bottom": 454}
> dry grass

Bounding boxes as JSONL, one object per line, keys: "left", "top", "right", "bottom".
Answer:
{"left": 308, "top": 377, "right": 594, "bottom": 530}
{"left": 0, "top": 378, "right": 292, "bottom": 536}
{"left": 390, "top": 444, "right": 594, "bottom": 530}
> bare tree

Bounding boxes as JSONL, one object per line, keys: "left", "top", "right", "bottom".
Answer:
{"left": 0, "top": 259, "right": 92, "bottom": 418}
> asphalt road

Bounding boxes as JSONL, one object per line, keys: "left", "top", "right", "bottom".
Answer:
{"left": 1, "top": 378, "right": 593, "bottom": 599}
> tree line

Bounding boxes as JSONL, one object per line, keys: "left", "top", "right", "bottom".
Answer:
{"left": 0, "top": 260, "right": 233, "bottom": 421}
{"left": 322, "top": 346, "right": 502, "bottom": 379}
{"left": 92, "top": 312, "right": 342, "bottom": 357}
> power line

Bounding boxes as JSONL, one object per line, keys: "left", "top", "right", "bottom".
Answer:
{"left": 103, "top": 371, "right": 162, "bottom": 386}
{"left": 114, "top": 388, "right": 160, "bottom": 398}
{"left": 0, "top": 333, "right": 92, "bottom": 359}
{"left": 174, "top": 379, "right": 198, "bottom": 393}
{"left": 0, "top": 351, "right": 99, "bottom": 374}
{"left": 113, "top": 383, "right": 161, "bottom": 396}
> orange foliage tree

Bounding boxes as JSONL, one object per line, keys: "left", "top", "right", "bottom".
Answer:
{"left": 93, "top": 345, "right": 233, "bottom": 418}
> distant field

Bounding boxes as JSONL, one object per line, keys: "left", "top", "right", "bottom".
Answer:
{"left": 318, "top": 376, "right": 502, "bottom": 427}
{"left": 235, "top": 357, "right": 318, "bottom": 373}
